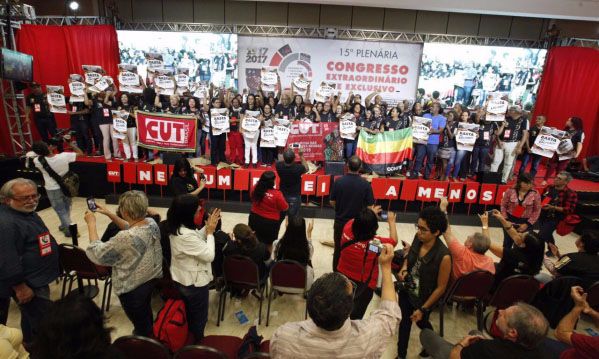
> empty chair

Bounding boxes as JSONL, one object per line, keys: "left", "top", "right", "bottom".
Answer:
{"left": 217, "top": 255, "right": 267, "bottom": 326}
{"left": 175, "top": 345, "right": 227, "bottom": 359}
{"left": 483, "top": 274, "right": 540, "bottom": 336}
{"left": 59, "top": 244, "right": 112, "bottom": 312}
{"left": 438, "top": 270, "right": 495, "bottom": 336}
{"left": 112, "top": 335, "right": 170, "bottom": 359}
{"left": 266, "top": 260, "right": 308, "bottom": 326}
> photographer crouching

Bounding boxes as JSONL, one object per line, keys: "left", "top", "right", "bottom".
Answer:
{"left": 337, "top": 207, "right": 398, "bottom": 320}
{"left": 396, "top": 206, "right": 452, "bottom": 359}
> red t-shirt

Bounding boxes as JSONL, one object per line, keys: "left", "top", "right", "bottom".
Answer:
{"left": 560, "top": 333, "right": 599, "bottom": 359}
{"left": 337, "top": 220, "right": 397, "bottom": 289}
{"left": 251, "top": 189, "right": 289, "bottom": 221}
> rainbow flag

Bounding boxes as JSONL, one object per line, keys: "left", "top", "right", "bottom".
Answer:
{"left": 356, "top": 128, "right": 413, "bottom": 175}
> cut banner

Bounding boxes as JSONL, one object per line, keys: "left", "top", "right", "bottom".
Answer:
{"left": 356, "top": 127, "right": 413, "bottom": 175}
{"left": 136, "top": 111, "right": 197, "bottom": 152}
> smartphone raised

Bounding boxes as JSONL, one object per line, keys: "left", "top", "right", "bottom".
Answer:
{"left": 380, "top": 210, "right": 388, "bottom": 221}
{"left": 86, "top": 197, "right": 98, "bottom": 211}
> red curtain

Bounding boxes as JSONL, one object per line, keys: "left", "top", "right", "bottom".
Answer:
{"left": 0, "top": 25, "right": 120, "bottom": 155}
{"left": 533, "top": 47, "right": 599, "bottom": 157}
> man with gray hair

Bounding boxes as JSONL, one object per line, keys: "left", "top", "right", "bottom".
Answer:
{"left": 421, "top": 302, "right": 550, "bottom": 358}
{"left": 538, "top": 171, "right": 578, "bottom": 256}
{"left": 490, "top": 105, "right": 529, "bottom": 184}
{"left": 0, "top": 178, "right": 59, "bottom": 344}
{"left": 439, "top": 197, "right": 495, "bottom": 279}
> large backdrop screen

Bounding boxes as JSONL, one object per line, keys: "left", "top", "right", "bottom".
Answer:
{"left": 418, "top": 43, "right": 546, "bottom": 108}
{"left": 238, "top": 36, "right": 423, "bottom": 104}
{"left": 117, "top": 30, "right": 238, "bottom": 89}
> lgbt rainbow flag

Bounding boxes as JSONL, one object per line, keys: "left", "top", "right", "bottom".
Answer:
{"left": 356, "top": 128, "right": 413, "bottom": 175}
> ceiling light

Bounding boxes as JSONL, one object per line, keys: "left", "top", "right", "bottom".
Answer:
{"left": 68, "top": 1, "right": 80, "bottom": 11}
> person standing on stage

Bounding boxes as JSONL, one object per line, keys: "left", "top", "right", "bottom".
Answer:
{"left": 329, "top": 156, "right": 375, "bottom": 272}
{"left": 0, "top": 178, "right": 60, "bottom": 346}
{"left": 542, "top": 117, "right": 585, "bottom": 186}
{"left": 411, "top": 103, "right": 446, "bottom": 180}
{"left": 68, "top": 96, "right": 92, "bottom": 155}
{"left": 490, "top": 106, "right": 529, "bottom": 184}
{"left": 25, "top": 83, "right": 60, "bottom": 150}
{"left": 469, "top": 108, "right": 496, "bottom": 177}
{"left": 117, "top": 93, "right": 138, "bottom": 161}
{"left": 227, "top": 96, "right": 244, "bottom": 165}
{"left": 518, "top": 115, "right": 545, "bottom": 179}
{"left": 85, "top": 91, "right": 117, "bottom": 160}
{"left": 276, "top": 148, "right": 308, "bottom": 217}
{"left": 206, "top": 97, "right": 228, "bottom": 165}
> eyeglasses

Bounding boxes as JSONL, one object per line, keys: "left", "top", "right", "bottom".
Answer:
{"left": 11, "top": 194, "right": 41, "bottom": 202}
{"left": 414, "top": 224, "right": 430, "bottom": 233}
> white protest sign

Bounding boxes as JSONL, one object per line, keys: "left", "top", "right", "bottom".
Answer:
{"left": 260, "top": 128, "right": 276, "bottom": 148}
{"left": 412, "top": 116, "right": 431, "bottom": 144}
{"left": 246, "top": 110, "right": 261, "bottom": 118}
{"left": 147, "top": 59, "right": 163, "bottom": 71}
{"left": 176, "top": 74, "right": 189, "bottom": 88}
{"left": 210, "top": 108, "right": 229, "bottom": 135}
{"left": 68, "top": 81, "right": 86, "bottom": 102}
{"left": 455, "top": 123, "right": 479, "bottom": 152}
{"left": 557, "top": 138, "right": 576, "bottom": 160}
{"left": 242, "top": 116, "right": 261, "bottom": 133}
{"left": 118, "top": 71, "right": 139, "bottom": 86}
{"left": 261, "top": 71, "right": 278, "bottom": 86}
{"left": 487, "top": 99, "right": 508, "bottom": 114}
{"left": 485, "top": 113, "right": 506, "bottom": 122}
{"left": 84, "top": 72, "right": 101, "bottom": 86}
{"left": 531, "top": 127, "right": 561, "bottom": 158}
{"left": 274, "top": 125, "right": 290, "bottom": 147}
{"left": 46, "top": 86, "right": 67, "bottom": 113}
{"left": 340, "top": 120, "right": 356, "bottom": 140}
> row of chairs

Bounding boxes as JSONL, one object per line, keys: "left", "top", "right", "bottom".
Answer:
{"left": 217, "top": 255, "right": 309, "bottom": 327}
{"left": 438, "top": 270, "right": 599, "bottom": 337}
{"left": 112, "top": 335, "right": 270, "bottom": 359}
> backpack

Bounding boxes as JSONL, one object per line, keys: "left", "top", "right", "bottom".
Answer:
{"left": 38, "top": 156, "right": 80, "bottom": 197}
{"left": 153, "top": 298, "right": 188, "bottom": 352}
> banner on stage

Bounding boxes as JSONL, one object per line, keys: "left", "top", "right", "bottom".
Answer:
{"left": 456, "top": 123, "right": 479, "bottom": 152}
{"left": 356, "top": 127, "right": 413, "bottom": 175}
{"left": 239, "top": 36, "right": 422, "bottom": 104}
{"left": 68, "top": 74, "right": 86, "bottom": 103}
{"left": 412, "top": 117, "right": 431, "bottom": 144}
{"left": 286, "top": 122, "right": 343, "bottom": 161}
{"left": 531, "top": 126, "right": 565, "bottom": 158}
{"left": 46, "top": 85, "right": 67, "bottom": 113}
{"left": 136, "top": 111, "right": 197, "bottom": 152}
{"left": 118, "top": 64, "right": 143, "bottom": 94}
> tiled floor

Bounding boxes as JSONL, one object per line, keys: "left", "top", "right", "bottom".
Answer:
{"left": 6, "top": 198, "right": 587, "bottom": 358}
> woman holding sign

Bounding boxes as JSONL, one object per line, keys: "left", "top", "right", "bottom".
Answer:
{"left": 436, "top": 111, "right": 458, "bottom": 181}
{"left": 116, "top": 93, "right": 138, "bottom": 161}
{"left": 260, "top": 104, "right": 276, "bottom": 166}
{"left": 241, "top": 111, "right": 261, "bottom": 168}
{"left": 542, "top": 117, "right": 585, "bottom": 186}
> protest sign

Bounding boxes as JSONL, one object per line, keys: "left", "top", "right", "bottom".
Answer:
{"left": 274, "top": 125, "right": 290, "bottom": 147}
{"left": 82, "top": 65, "right": 103, "bottom": 86}
{"left": 531, "top": 126, "right": 565, "bottom": 158}
{"left": 118, "top": 64, "right": 143, "bottom": 93}
{"left": 111, "top": 110, "right": 129, "bottom": 140}
{"left": 455, "top": 123, "right": 479, "bottom": 151}
{"left": 261, "top": 68, "right": 278, "bottom": 93}
{"left": 260, "top": 127, "right": 275, "bottom": 148}
{"left": 242, "top": 116, "right": 261, "bottom": 133}
{"left": 68, "top": 74, "right": 86, "bottom": 102}
{"left": 137, "top": 111, "right": 197, "bottom": 152}
{"left": 154, "top": 68, "right": 175, "bottom": 96}
{"left": 292, "top": 75, "right": 311, "bottom": 97}
{"left": 412, "top": 116, "right": 431, "bottom": 144}
{"left": 176, "top": 67, "right": 190, "bottom": 96}
{"left": 210, "top": 108, "right": 229, "bottom": 135}
{"left": 487, "top": 99, "right": 508, "bottom": 114}
{"left": 46, "top": 85, "right": 67, "bottom": 113}
{"left": 340, "top": 119, "right": 356, "bottom": 140}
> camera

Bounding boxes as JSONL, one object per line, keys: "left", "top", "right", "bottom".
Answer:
{"left": 48, "top": 129, "right": 77, "bottom": 146}
{"left": 395, "top": 272, "right": 417, "bottom": 292}
{"left": 368, "top": 238, "right": 384, "bottom": 255}
{"left": 380, "top": 210, "right": 388, "bottom": 221}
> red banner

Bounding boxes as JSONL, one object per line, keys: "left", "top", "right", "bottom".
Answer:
{"left": 136, "top": 111, "right": 197, "bottom": 152}
{"left": 287, "top": 122, "right": 343, "bottom": 162}
{"left": 106, "top": 162, "right": 121, "bottom": 183}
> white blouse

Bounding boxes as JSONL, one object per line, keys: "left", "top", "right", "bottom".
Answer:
{"left": 169, "top": 226, "right": 215, "bottom": 287}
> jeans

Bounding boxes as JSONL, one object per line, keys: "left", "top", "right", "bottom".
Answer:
{"left": 210, "top": 134, "right": 226, "bottom": 165}
{"left": 118, "top": 280, "right": 156, "bottom": 337}
{"left": 420, "top": 328, "right": 453, "bottom": 359}
{"left": 491, "top": 141, "right": 518, "bottom": 183}
{"left": 413, "top": 144, "right": 438, "bottom": 179}
{"left": 175, "top": 282, "right": 209, "bottom": 341}
{"left": 452, "top": 150, "right": 469, "bottom": 178}
{"left": 398, "top": 292, "right": 433, "bottom": 358}
{"left": 344, "top": 140, "right": 357, "bottom": 159}
{"left": 470, "top": 146, "right": 490, "bottom": 174}
{"left": 46, "top": 189, "right": 72, "bottom": 232}
{"left": 519, "top": 152, "right": 542, "bottom": 179}
{"left": 333, "top": 220, "right": 347, "bottom": 272}
{"left": 15, "top": 285, "right": 52, "bottom": 344}
{"left": 285, "top": 195, "right": 301, "bottom": 217}
{"left": 538, "top": 215, "right": 559, "bottom": 246}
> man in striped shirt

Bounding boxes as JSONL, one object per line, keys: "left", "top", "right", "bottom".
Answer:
{"left": 270, "top": 244, "right": 401, "bottom": 358}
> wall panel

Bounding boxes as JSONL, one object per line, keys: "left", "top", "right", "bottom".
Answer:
{"left": 287, "top": 3, "right": 320, "bottom": 27}
{"left": 383, "top": 9, "right": 417, "bottom": 32}
{"left": 478, "top": 15, "right": 512, "bottom": 37}
{"left": 225, "top": 0, "right": 256, "bottom": 25}
{"left": 256, "top": 2, "right": 288, "bottom": 26}
{"left": 510, "top": 17, "right": 543, "bottom": 39}
{"left": 194, "top": 0, "right": 225, "bottom": 24}
{"left": 163, "top": 0, "right": 194, "bottom": 22}
{"left": 415, "top": 11, "right": 449, "bottom": 34}
{"left": 132, "top": 0, "right": 163, "bottom": 22}
{"left": 351, "top": 6, "right": 384, "bottom": 30}
{"left": 320, "top": 5, "right": 352, "bottom": 29}
{"left": 447, "top": 12, "right": 480, "bottom": 36}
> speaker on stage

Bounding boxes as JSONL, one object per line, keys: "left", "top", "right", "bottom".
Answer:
{"left": 477, "top": 171, "right": 502, "bottom": 184}
{"left": 162, "top": 153, "right": 184, "bottom": 165}
{"left": 325, "top": 161, "right": 345, "bottom": 176}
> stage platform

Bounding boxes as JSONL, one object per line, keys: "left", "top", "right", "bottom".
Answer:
{"left": 5, "top": 154, "right": 599, "bottom": 231}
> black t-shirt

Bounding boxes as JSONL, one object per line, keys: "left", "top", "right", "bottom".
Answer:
{"left": 494, "top": 248, "right": 537, "bottom": 287}
{"left": 476, "top": 122, "right": 497, "bottom": 147}
{"left": 162, "top": 105, "right": 181, "bottom": 114}
{"left": 382, "top": 117, "right": 403, "bottom": 131}
{"left": 357, "top": 118, "right": 379, "bottom": 131}
{"left": 69, "top": 101, "right": 89, "bottom": 123}
{"left": 169, "top": 175, "right": 198, "bottom": 196}
{"left": 275, "top": 104, "right": 292, "bottom": 118}
{"left": 320, "top": 110, "right": 337, "bottom": 122}
{"left": 229, "top": 107, "right": 243, "bottom": 131}
{"left": 296, "top": 111, "right": 317, "bottom": 122}
{"left": 555, "top": 252, "right": 599, "bottom": 288}
{"left": 118, "top": 104, "right": 136, "bottom": 128}
{"left": 527, "top": 125, "right": 542, "bottom": 150}
{"left": 461, "top": 338, "right": 547, "bottom": 359}
{"left": 441, "top": 122, "right": 458, "bottom": 148}
{"left": 500, "top": 116, "right": 529, "bottom": 142}
{"left": 27, "top": 93, "right": 53, "bottom": 118}
{"left": 330, "top": 173, "right": 375, "bottom": 223}
{"left": 91, "top": 99, "right": 113, "bottom": 125}
{"left": 275, "top": 162, "right": 306, "bottom": 197}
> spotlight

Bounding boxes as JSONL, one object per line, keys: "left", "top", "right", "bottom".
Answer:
{"left": 68, "top": 1, "right": 80, "bottom": 11}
